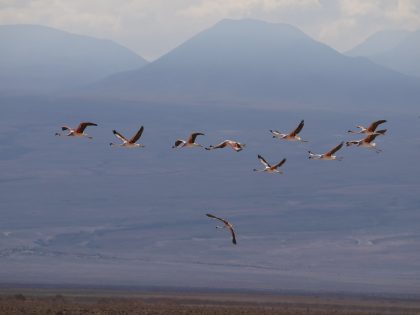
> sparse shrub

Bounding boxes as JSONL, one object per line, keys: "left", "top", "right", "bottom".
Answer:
{"left": 13, "top": 293, "right": 26, "bottom": 301}
{"left": 53, "top": 294, "right": 65, "bottom": 302}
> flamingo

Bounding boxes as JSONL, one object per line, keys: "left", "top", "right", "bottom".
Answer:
{"left": 346, "top": 133, "right": 383, "bottom": 153}
{"left": 206, "top": 213, "right": 237, "bottom": 245}
{"left": 172, "top": 132, "right": 205, "bottom": 148}
{"left": 206, "top": 140, "right": 245, "bottom": 152}
{"left": 308, "top": 142, "right": 344, "bottom": 160}
{"left": 270, "top": 120, "right": 307, "bottom": 142}
{"left": 55, "top": 122, "right": 97, "bottom": 139}
{"left": 253, "top": 155, "right": 287, "bottom": 173}
{"left": 109, "top": 126, "right": 145, "bottom": 148}
{"left": 348, "top": 120, "right": 387, "bottom": 135}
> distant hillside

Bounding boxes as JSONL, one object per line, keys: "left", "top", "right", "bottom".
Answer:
{"left": 368, "top": 29, "right": 420, "bottom": 78}
{"left": 346, "top": 30, "right": 410, "bottom": 57}
{"left": 0, "top": 24, "right": 148, "bottom": 95}
{"left": 89, "top": 19, "right": 420, "bottom": 110}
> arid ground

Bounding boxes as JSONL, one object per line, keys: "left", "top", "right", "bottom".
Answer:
{"left": 0, "top": 288, "right": 419, "bottom": 315}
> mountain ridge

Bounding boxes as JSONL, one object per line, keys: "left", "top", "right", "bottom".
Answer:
{"left": 86, "top": 19, "right": 420, "bottom": 110}
{"left": 0, "top": 24, "right": 148, "bottom": 95}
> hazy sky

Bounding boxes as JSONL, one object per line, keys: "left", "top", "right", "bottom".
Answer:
{"left": 1, "top": 0, "right": 420, "bottom": 60}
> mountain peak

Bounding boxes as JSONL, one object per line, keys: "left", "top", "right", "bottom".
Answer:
{"left": 88, "top": 19, "right": 420, "bottom": 110}
{"left": 215, "top": 18, "right": 295, "bottom": 28}
{"left": 150, "top": 18, "right": 317, "bottom": 68}
{"left": 346, "top": 29, "right": 411, "bottom": 56}
{"left": 208, "top": 18, "right": 309, "bottom": 40}
{"left": 346, "top": 28, "right": 420, "bottom": 78}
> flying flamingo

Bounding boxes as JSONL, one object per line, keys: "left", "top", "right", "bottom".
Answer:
{"left": 270, "top": 120, "right": 307, "bottom": 142}
{"left": 172, "top": 132, "right": 205, "bottom": 148}
{"left": 308, "top": 142, "right": 344, "bottom": 160}
{"left": 206, "top": 213, "right": 237, "bottom": 245}
{"left": 346, "top": 133, "right": 383, "bottom": 153}
{"left": 348, "top": 120, "right": 387, "bottom": 135}
{"left": 109, "top": 126, "right": 145, "bottom": 148}
{"left": 206, "top": 140, "right": 245, "bottom": 152}
{"left": 55, "top": 122, "right": 97, "bottom": 139}
{"left": 253, "top": 155, "right": 287, "bottom": 173}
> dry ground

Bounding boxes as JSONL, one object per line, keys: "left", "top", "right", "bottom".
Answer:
{"left": 0, "top": 290, "right": 420, "bottom": 315}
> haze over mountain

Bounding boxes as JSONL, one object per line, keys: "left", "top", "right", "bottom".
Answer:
{"left": 0, "top": 24, "right": 148, "bottom": 95}
{"left": 346, "top": 30, "right": 410, "bottom": 57}
{"left": 88, "top": 19, "right": 420, "bottom": 110}
{"left": 368, "top": 29, "right": 420, "bottom": 78}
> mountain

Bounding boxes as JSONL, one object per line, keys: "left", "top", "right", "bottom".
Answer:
{"left": 346, "top": 30, "right": 410, "bottom": 57}
{"left": 367, "top": 29, "right": 420, "bottom": 78}
{"left": 0, "top": 24, "right": 148, "bottom": 95}
{"left": 346, "top": 28, "right": 420, "bottom": 78}
{"left": 88, "top": 19, "right": 420, "bottom": 110}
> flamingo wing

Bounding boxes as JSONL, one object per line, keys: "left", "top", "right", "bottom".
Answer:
{"left": 272, "top": 158, "right": 287, "bottom": 169}
{"left": 187, "top": 132, "right": 205, "bottom": 144}
{"left": 367, "top": 120, "right": 387, "bottom": 132}
{"left": 113, "top": 130, "right": 128, "bottom": 143}
{"left": 213, "top": 141, "right": 228, "bottom": 149}
{"left": 229, "top": 227, "right": 237, "bottom": 245}
{"left": 257, "top": 155, "right": 271, "bottom": 168}
{"left": 289, "top": 120, "right": 304, "bottom": 136}
{"left": 363, "top": 133, "right": 380, "bottom": 143}
{"left": 76, "top": 122, "right": 97, "bottom": 133}
{"left": 206, "top": 213, "right": 229, "bottom": 225}
{"left": 129, "top": 126, "right": 144, "bottom": 144}
{"left": 325, "top": 142, "right": 344, "bottom": 156}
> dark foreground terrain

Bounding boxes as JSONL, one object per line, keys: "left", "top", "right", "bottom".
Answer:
{"left": 0, "top": 289, "right": 419, "bottom": 315}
